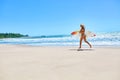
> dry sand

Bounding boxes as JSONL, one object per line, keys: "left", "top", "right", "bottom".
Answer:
{"left": 0, "top": 44, "right": 120, "bottom": 80}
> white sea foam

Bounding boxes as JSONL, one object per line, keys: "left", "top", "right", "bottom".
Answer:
{"left": 0, "top": 32, "right": 120, "bottom": 46}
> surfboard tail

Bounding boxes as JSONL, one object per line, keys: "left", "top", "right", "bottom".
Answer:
{"left": 71, "top": 31, "right": 79, "bottom": 35}
{"left": 71, "top": 32, "right": 78, "bottom": 35}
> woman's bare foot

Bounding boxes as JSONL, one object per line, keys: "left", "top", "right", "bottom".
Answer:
{"left": 90, "top": 45, "right": 92, "bottom": 48}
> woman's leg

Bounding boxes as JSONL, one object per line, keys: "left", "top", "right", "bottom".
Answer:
{"left": 84, "top": 36, "right": 92, "bottom": 48}
{"left": 79, "top": 37, "right": 83, "bottom": 48}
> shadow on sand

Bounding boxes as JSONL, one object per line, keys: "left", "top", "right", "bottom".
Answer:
{"left": 69, "top": 48, "right": 94, "bottom": 51}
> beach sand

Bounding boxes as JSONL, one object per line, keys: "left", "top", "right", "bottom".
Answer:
{"left": 0, "top": 44, "right": 120, "bottom": 80}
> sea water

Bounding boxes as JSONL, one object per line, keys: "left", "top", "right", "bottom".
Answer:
{"left": 0, "top": 32, "right": 120, "bottom": 46}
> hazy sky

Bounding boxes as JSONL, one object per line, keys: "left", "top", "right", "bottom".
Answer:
{"left": 0, "top": 0, "right": 120, "bottom": 36}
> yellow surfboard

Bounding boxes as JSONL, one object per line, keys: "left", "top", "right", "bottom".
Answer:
{"left": 71, "top": 30, "right": 96, "bottom": 37}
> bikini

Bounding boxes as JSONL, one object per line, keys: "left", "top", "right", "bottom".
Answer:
{"left": 80, "top": 29, "right": 86, "bottom": 36}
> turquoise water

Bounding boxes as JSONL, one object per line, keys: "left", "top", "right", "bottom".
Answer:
{"left": 0, "top": 32, "right": 120, "bottom": 46}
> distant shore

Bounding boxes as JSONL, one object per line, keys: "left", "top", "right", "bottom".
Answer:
{"left": 0, "top": 33, "right": 28, "bottom": 38}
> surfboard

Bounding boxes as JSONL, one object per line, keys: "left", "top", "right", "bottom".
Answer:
{"left": 71, "top": 30, "right": 96, "bottom": 37}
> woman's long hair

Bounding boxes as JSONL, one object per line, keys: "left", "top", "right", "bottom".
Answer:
{"left": 80, "top": 24, "right": 85, "bottom": 31}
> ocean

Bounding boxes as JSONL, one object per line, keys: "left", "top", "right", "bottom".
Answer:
{"left": 0, "top": 32, "right": 120, "bottom": 47}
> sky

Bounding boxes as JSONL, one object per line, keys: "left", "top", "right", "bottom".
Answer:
{"left": 0, "top": 0, "right": 120, "bottom": 36}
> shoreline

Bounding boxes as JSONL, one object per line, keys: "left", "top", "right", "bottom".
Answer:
{"left": 0, "top": 44, "right": 120, "bottom": 48}
{"left": 0, "top": 43, "right": 120, "bottom": 48}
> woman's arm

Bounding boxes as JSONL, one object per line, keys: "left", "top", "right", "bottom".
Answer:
{"left": 79, "top": 28, "right": 85, "bottom": 34}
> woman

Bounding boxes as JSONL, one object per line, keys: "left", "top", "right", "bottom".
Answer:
{"left": 79, "top": 24, "right": 92, "bottom": 48}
